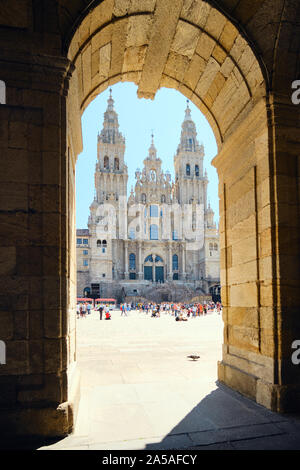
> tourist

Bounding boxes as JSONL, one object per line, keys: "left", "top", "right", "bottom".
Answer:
{"left": 98, "top": 303, "right": 104, "bottom": 320}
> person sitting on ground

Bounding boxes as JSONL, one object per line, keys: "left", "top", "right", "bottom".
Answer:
{"left": 105, "top": 311, "right": 111, "bottom": 320}
{"left": 175, "top": 313, "right": 188, "bottom": 322}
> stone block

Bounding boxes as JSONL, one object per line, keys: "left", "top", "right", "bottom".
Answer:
{"left": 195, "top": 57, "right": 220, "bottom": 97}
{"left": 43, "top": 246, "right": 61, "bottom": 277}
{"left": 181, "top": 0, "right": 211, "bottom": 28}
{"left": 218, "top": 361, "right": 257, "bottom": 400}
{"left": 171, "top": 20, "right": 199, "bottom": 59}
{"left": 17, "top": 373, "right": 63, "bottom": 405}
{"left": 230, "top": 282, "right": 258, "bottom": 308}
{"left": 0, "top": 340, "right": 29, "bottom": 376}
{"left": 228, "top": 324, "right": 260, "bottom": 351}
{"left": 29, "top": 310, "right": 44, "bottom": 339}
{"left": 0, "top": 212, "right": 28, "bottom": 246}
{"left": 219, "top": 21, "right": 238, "bottom": 51}
{"left": 13, "top": 310, "right": 29, "bottom": 340}
{"left": 110, "top": 18, "right": 128, "bottom": 78}
{"left": 0, "top": 148, "right": 28, "bottom": 183}
{"left": 44, "top": 309, "right": 62, "bottom": 339}
{"left": 164, "top": 51, "right": 190, "bottom": 83}
{"left": 0, "top": 311, "right": 14, "bottom": 340}
{"left": 184, "top": 54, "right": 206, "bottom": 90}
{"left": 0, "top": 0, "right": 28, "bottom": 28}
{"left": 44, "top": 339, "right": 62, "bottom": 374}
{"left": 0, "top": 378, "right": 17, "bottom": 405}
{"left": 204, "top": 8, "right": 227, "bottom": 40}
{"left": 259, "top": 282, "right": 274, "bottom": 307}
{"left": 99, "top": 42, "right": 112, "bottom": 81}
{"left": 0, "top": 246, "right": 16, "bottom": 275}
{"left": 8, "top": 120, "right": 28, "bottom": 149}
{"left": 42, "top": 213, "right": 61, "bottom": 246}
{"left": 126, "top": 15, "right": 152, "bottom": 48}
{"left": 228, "top": 259, "right": 257, "bottom": 284}
{"left": 195, "top": 33, "right": 215, "bottom": 61}
{"left": 212, "top": 45, "right": 227, "bottom": 65}
{"left": 227, "top": 306, "right": 259, "bottom": 328}
{"left": 16, "top": 246, "right": 43, "bottom": 276}
{"left": 231, "top": 235, "right": 257, "bottom": 266}
{"left": 123, "top": 45, "right": 147, "bottom": 73}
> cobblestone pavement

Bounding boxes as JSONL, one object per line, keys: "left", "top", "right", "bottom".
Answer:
{"left": 40, "top": 309, "right": 300, "bottom": 450}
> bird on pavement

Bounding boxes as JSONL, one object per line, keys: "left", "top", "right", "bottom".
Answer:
{"left": 187, "top": 355, "right": 200, "bottom": 361}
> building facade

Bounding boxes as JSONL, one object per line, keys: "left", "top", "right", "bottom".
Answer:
{"left": 77, "top": 91, "right": 220, "bottom": 302}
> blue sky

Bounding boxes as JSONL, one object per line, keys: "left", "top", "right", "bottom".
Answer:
{"left": 76, "top": 82, "right": 219, "bottom": 228}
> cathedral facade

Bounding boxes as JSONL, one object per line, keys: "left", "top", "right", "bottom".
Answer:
{"left": 76, "top": 91, "right": 220, "bottom": 302}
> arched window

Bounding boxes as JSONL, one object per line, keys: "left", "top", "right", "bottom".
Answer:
{"left": 129, "top": 253, "right": 136, "bottom": 270}
{"left": 102, "top": 240, "right": 107, "bottom": 246}
{"left": 188, "top": 138, "right": 194, "bottom": 150}
{"left": 0, "top": 80, "right": 6, "bottom": 105}
{"left": 144, "top": 255, "right": 153, "bottom": 263}
{"left": 129, "top": 228, "right": 135, "bottom": 239}
{"left": 214, "top": 243, "right": 218, "bottom": 251}
{"left": 209, "top": 243, "right": 213, "bottom": 251}
{"left": 141, "top": 193, "right": 146, "bottom": 203}
{"left": 161, "top": 194, "right": 166, "bottom": 203}
{"left": 155, "top": 255, "right": 163, "bottom": 263}
{"left": 172, "top": 254, "right": 178, "bottom": 270}
{"left": 172, "top": 230, "right": 178, "bottom": 240}
{"left": 150, "top": 224, "right": 158, "bottom": 240}
{"left": 150, "top": 205, "right": 158, "bottom": 217}
{"left": 195, "top": 165, "right": 199, "bottom": 176}
{"left": 97, "top": 240, "right": 101, "bottom": 247}
{"left": 114, "top": 157, "right": 119, "bottom": 170}
{"left": 186, "top": 164, "right": 190, "bottom": 176}
{"left": 104, "top": 156, "right": 109, "bottom": 169}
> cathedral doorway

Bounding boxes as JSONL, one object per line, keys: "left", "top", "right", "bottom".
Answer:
{"left": 144, "top": 255, "right": 165, "bottom": 283}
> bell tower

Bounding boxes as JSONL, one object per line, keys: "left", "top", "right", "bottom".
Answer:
{"left": 174, "top": 101, "right": 208, "bottom": 206}
{"left": 95, "top": 89, "right": 128, "bottom": 204}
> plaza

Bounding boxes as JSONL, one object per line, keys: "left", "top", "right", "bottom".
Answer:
{"left": 40, "top": 309, "right": 300, "bottom": 450}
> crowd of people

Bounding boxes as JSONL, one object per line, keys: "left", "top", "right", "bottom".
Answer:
{"left": 76, "top": 300, "right": 222, "bottom": 321}
{"left": 135, "top": 301, "right": 222, "bottom": 320}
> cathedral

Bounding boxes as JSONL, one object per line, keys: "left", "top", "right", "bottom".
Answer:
{"left": 76, "top": 90, "right": 220, "bottom": 302}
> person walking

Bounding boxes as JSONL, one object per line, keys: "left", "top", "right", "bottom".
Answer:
{"left": 98, "top": 303, "right": 104, "bottom": 320}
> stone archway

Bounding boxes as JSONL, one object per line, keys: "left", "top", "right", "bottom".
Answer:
{"left": 0, "top": 0, "right": 299, "bottom": 438}
{"left": 66, "top": 0, "right": 271, "bottom": 416}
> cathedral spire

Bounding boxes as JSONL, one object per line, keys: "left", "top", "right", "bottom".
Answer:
{"left": 148, "top": 131, "right": 157, "bottom": 160}
{"left": 98, "top": 88, "right": 124, "bottom": 145}
{"left": 176, "top": 101, "right": 200, "bottom": 154}
{"left": 184, "top": 99, "right": 192, "bottom": 122}
{"left": 107, "top": 88, "right": 114, "bottom": 111}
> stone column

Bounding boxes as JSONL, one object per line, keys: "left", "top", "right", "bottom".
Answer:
{"left": 0, "top": 52, "right": 81, "bottom": 437}
{"left": 124, "top": 240, "right": 129, "bottom": 279}
{"left": 167, "top": 243, "right": 172, "bottom": 281}
{"left": 214, "top": 95, "right": 300, "bottom": 413}
{"left": 180, "top": 243, "right": 186, "bottom": 280}
{"left": 138, "top": 241, "right": 143, "bottom": 279}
